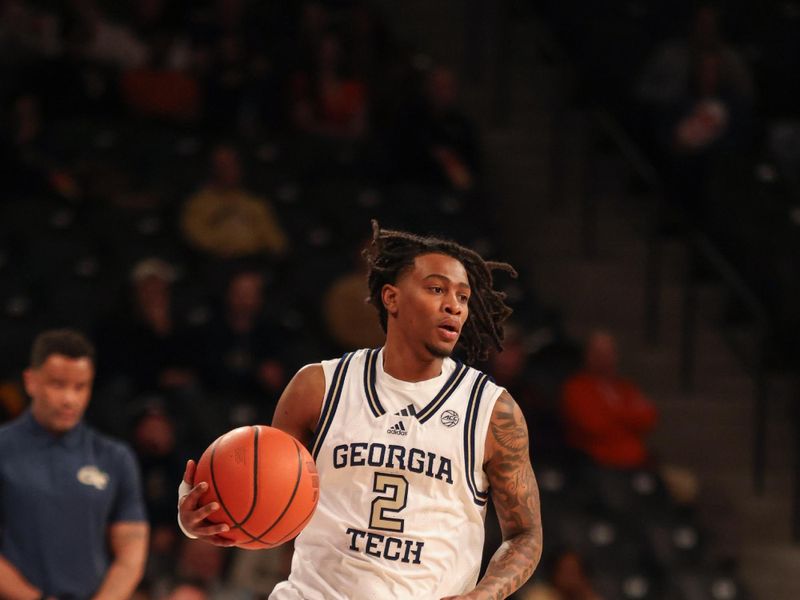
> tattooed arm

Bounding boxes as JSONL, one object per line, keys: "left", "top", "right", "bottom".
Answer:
{"left": 443, "top": 391, "right": 543, "bottom": 600}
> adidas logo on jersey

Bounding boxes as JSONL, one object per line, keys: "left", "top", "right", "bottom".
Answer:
{"left": 387, "top": 421, "right": 408, "bottom": 436}
{"left": 394, "top": 404, "right": 417, "bottom": 417}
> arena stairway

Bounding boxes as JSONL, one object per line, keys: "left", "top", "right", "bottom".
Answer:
{"left": 373, "top": 2, "right": 800, "bottom": 599}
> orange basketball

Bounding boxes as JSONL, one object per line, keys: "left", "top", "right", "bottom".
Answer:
{"left": 194, "top": 425, "right": 320, "bottom": 549}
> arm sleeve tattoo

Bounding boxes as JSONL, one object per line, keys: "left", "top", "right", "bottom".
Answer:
{"left": 473, "top": 391, "right": 543, "bottom": 599}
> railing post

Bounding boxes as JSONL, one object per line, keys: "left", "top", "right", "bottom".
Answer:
{"left": 490, "top": 0, "right": 510, "bottom": 129}
{"left": 580, "top": 113, "right": 597, "bottom": 259}
{"left": 549, "top": 102, "right": 568, "bottom": 212}
{"left": 680, "top": 241, "right": 697, "bottom": 392}
{"left": 753, "top": 326, "right": 768, "bottom": 495}
{"left": 463, "top": 0, "right": 485, "bottom": 85}
{"left": 644, "top": 226, "right": 662, "bottom": 345}
{"left": 793, "top": 374, "right": 800, "bottom": 541}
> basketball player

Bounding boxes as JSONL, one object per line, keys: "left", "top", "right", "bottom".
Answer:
{"left": 179, "top": 222, "right": 543, "bottom": 599}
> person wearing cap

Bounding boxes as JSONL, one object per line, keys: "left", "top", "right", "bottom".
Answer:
{"left": 98, "top": 257, "right": 197, "bottom": 399}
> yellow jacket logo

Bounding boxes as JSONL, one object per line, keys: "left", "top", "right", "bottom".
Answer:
{"left": 77, "top": 465, "right": 109, "bottom": 490}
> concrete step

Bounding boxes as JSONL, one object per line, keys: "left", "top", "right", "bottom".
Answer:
{"left": 699, "top": 470, "right": 795, "bottom": 544}
{"left": 739, "top": 544, "right": 800, "bottom": 600}
{"left": 739, "top": 493, "right": 795, "bottom": 546}
{"left": 491, "top": 154, "right": 552, "bottom": 180}
{"left": 650, "top": 409, "right": 755, "bottom": 470}
{"left": 524, "top": 213, "right": 687, "bottom": 271}
{"left": 463, "top": 8, "right": 800, "bottom": 598}
{"left": 372, "top": 0, "right": 465, "bottom": 65}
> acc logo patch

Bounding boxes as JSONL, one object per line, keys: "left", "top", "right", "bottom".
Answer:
{"left": 77, "top": 465, "right": 109, "bottom": 490}
{"left": 441, "top": 410, "right": 459, "bottom": 428}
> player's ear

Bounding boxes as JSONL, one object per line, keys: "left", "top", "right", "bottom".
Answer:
{"left": 381, "top": 283, "right": 399, "bottom": 317}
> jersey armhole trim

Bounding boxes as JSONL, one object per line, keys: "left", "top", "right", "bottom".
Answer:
{"left": 463, "top": 373, "right": 490, "bottom": 506}
{"left": 363, "top": 348, "right": 386, "bottom": 418}
{"left": 311, "top": 352, "right": 354, "bottom": 460}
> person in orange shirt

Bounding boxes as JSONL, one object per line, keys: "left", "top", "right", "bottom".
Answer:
{"left": 290, "top": 32, "right": 368, "bottom": 140}
{"left": 561, "top": 330, "right": 657, "bottom": 469}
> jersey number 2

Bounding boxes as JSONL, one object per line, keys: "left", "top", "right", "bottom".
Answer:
{"left": 369, "top": 472, "right": 408, "bottom": 533}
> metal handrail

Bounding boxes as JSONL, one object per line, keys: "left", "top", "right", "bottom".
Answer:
{"left": 522, "top": 4, "right": 793, "bottom": 538}
{"left": 593, "top": 110, "right": 662, "bottom": 190}
{"left": 690, "top": 233, "right": 770, "bottom": 328}
{"left": 591, "top": 110, "right": 666, "bottom": 343}
{"left": 588, "top": 108, "right": 773, "bottom": 499}
{"left": 684, "top": 231, "right": 772, "bottom": 497}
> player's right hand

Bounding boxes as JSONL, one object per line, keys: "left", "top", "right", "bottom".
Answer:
{"left": 178, "top": 459, "right": 236, "bottom": 547}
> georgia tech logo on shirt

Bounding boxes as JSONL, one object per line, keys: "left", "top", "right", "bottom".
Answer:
{"left": 77, "top": 465, "right": 109, "bottom": 490}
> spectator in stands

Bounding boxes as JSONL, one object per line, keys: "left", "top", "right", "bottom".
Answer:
{"left": 165, "top": 579, "right": 211, "bottom": 600}
{"left": 114, "top": 0, "right": 198, "bottom": 122}
{"left": 187, "top": 0, "right": 277, "bottom": 133}
{"left": 175, "top": 540, "right": 225, "bottom": 590}
{"left": 670, "top": 51, "right": 748, "bottom": 151}
{"left": 562, "top": 332, "right": 700, "bottom": 507}
{"left": 518, "top": 549, "right": 603, "bottom": 600}
{"left": 637, "top": 4, "right": 753, "bottom": 110}
{"left": 636, "top": 4, "right": 754, "bottom": 223}
{"left": 321, "top": 241, "right": 385, "bottom": 352}
{"left": 293, "top": 1, "right": 330, "bottom": 72}
{"left": 99, "top": 258, "right": 196, "bottom": 395}
{"left": 129, "top": 0, "right": 187, "bottom": 68}
{"left": 561, "top": 330, "right": 658, "bottom": 469}
{"left": 225, "top": 542, "right": 293, "bottom": 598}
{"left": 666, "top": 48, "right": 753, "bottom": 224}
{"left": 180, "top": 143, "right": 289, "bottom": 260}
{"left": 487, "top": 324, "right": 565, "bottom": 457}
{"left": 131, "top": 403, "right": 187, "bottom": 592}
{"left": 196, "top": 266, "right": 288, "bottom": 426}
{"left": 345, "top": 3, "right": 391, "bottom": 84}
{"left": 342, "top": 3, "right": 404, "bottom": 129}
{"left": 132, "top": 403, "right": 184, "bottom": 527}
{"left": 172, "top": 539, "right": 251, "bottom": 599}
{"left": 0, "top": 1, "right": 61, "bottom": 64}
{"left": 289, "top": 31, "right": 368, "bottom": 140}
{"left": 1, "top": 93, "right": 80, "bottom": 199}
{"left": 392, "top": 66, "right": 481, "bottom": 191}
{"left": 0, "top": 379, "right": 26, "bottom": 425}
{"left": 63, "top": 0, "right": 150, "bottom": 69}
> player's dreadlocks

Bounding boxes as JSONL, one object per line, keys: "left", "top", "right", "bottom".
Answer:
{"left": 363, "top": 220, "right": 517, "bottom": 365}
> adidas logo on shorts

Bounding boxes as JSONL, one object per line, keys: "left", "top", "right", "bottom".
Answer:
{"left": 387, "top": 421, "right": 408, "bottom": 436}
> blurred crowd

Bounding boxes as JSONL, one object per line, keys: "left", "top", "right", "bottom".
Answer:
{"left": 542, "top": 0, "right": 800, "bottom": 369}
{"left": 0, "top": 1, "right": 755, "bottom": 599}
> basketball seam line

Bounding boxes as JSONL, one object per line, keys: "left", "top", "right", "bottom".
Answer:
{"left": 209, "top": 435, "right": 259, "bottom": 539}
{"left": 248, "top": 438, "right": 304, "bottom": 543}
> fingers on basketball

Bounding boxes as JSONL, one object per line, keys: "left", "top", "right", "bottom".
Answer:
{"left": 194, "top": 425, "right": 320, "bottom": 549}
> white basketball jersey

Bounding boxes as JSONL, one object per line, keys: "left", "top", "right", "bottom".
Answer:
{"left": 270, "top": 347, "right": 504, "bottom": 600}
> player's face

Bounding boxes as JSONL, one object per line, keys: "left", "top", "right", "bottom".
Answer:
{"left": 24, "top": 354, "right": 94, "bottom": 434}
{"left": 389, "top": 253, "right": 470, "bottom": 359}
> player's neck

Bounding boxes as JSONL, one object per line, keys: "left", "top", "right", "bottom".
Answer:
{"left": 381, "top": 339, "right": 444, "bottom": 383}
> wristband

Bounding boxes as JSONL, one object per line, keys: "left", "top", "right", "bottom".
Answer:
{"left": 177, "top": 480, "right": 198, "bottom": 539}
